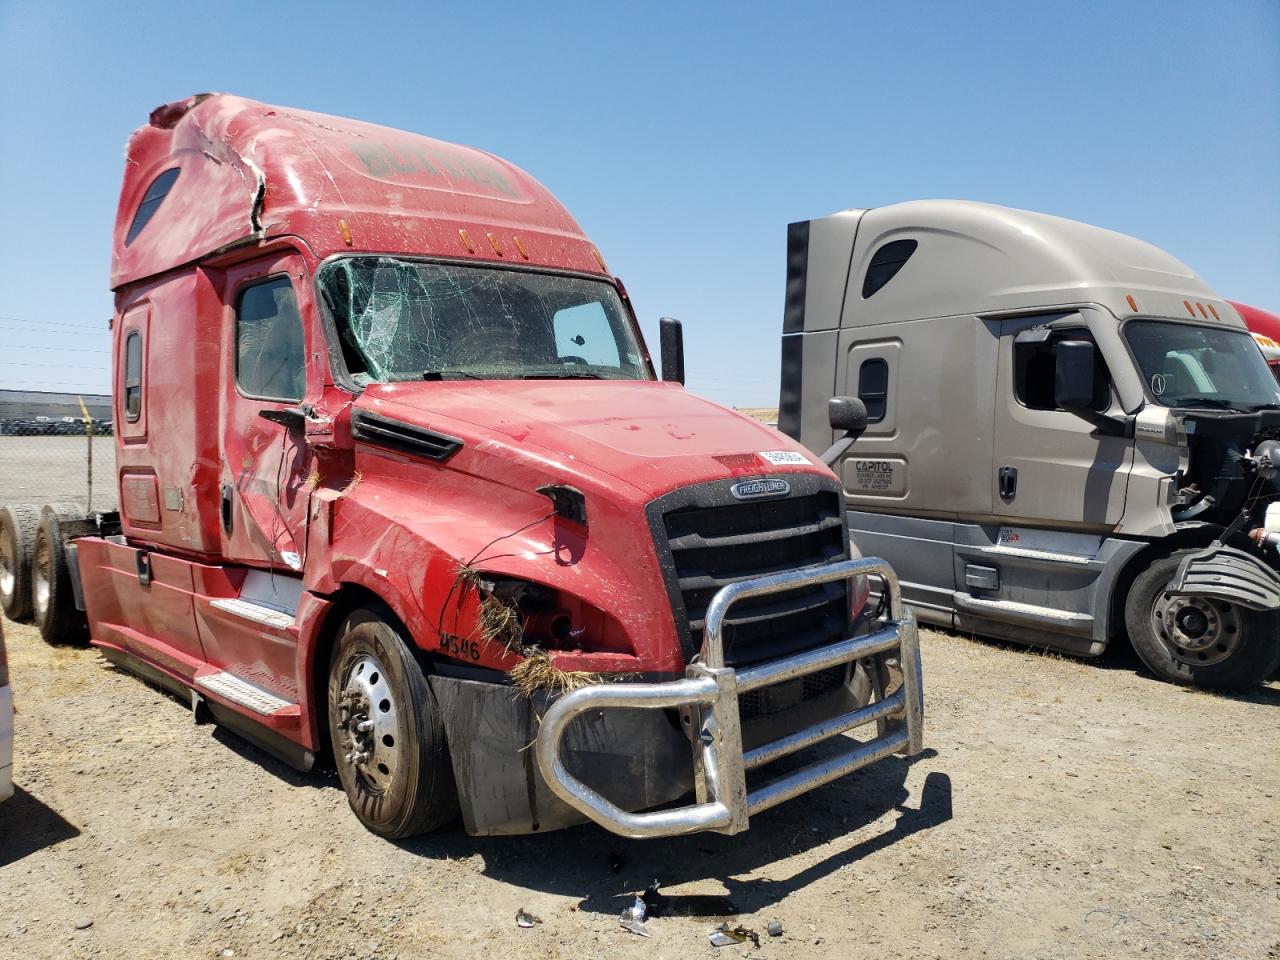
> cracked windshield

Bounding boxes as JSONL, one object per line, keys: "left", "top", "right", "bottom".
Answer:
{"left": 319, "top": 257, "right": 651, "bottom": 384}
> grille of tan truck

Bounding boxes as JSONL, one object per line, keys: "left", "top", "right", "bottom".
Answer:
{"left": 648, "top": 475, "right": 850, "bottom": 668}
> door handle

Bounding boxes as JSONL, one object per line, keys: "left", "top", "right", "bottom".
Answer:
{"left": 220, "top": 483, "right": 234, "bottom": 534}
{"left": 998, "top": 467, "right": 1018, "bottom": 501}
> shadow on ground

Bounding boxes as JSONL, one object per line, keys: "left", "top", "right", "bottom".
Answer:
{"left": 0, "top": 786, "right": 81, "bottom": 867}
{"left": 396, "top": 751, "right": 951, "bottom": 917}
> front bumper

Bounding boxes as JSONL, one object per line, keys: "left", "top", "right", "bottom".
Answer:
{"left": 534, "top": 556, "right": 924, "bottom": 838}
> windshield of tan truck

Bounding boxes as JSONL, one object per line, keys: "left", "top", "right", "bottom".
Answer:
{"left": 318, "top": 257, "right": 651, "bottom": 383}
{"left": 1124, "top": 320, "right": 1280, "bottom": 412}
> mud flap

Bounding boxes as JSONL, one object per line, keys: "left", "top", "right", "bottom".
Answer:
{"left": 1168, "top": 545, "right": 1280, "bottom": 611}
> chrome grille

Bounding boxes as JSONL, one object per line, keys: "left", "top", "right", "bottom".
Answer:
{"left": 649, "top": 475, "right": 850, "bottom": 667}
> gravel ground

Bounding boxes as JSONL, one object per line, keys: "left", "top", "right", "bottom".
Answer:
{"left": 1, "top": 614, "right": 1276, "bottom": 960}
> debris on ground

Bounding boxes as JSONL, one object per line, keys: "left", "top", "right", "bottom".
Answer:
{"left": 620, "top": 917, "right": 652, "bottom": 938}
{"left": 709, "top": 923, "right": 762, "bottom": 948}
{"left": 619, "top": 892, "right": 651, "bottom": 937}
{"left": 515, "top": 908, "right": 542, "bottom": 928}
{"left": 641, "top": 879, "right": 666, "bottom": 917}
{"left": 767, "top": 920, "right": 784, "bottom": 937}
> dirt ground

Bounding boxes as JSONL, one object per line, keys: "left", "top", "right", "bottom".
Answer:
{"left": 1, "top": 614, "right": 1276, "bottom": 960}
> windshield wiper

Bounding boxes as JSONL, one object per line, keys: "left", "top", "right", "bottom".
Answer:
{"left": 423, "top": 370, "right": 484, "bottom": 381}
{"left": 1174, "top": 397, "right": 1246, "bottom": 412}
{"left": 520, "top": 372, "right": 603, "bottom": 380}
{"left": 1246, "top": 402, "right": 1280, "bottom": 411}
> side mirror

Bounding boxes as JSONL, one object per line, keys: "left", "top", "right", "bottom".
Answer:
{"left": 659, "top": 316, "right": 685, "bottom": 385}
{"left": 819, "top": 396, "right": 869, "bottom": 468}
{"left": 1054, "top": 340, "right": 1096, "bottom": 410}
{"left": 828, "top": 396, "right": 868, "bottom": 435}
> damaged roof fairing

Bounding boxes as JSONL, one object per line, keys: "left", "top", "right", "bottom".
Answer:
{"left": 111, "top": 93, "right": 605, "bottom": 291}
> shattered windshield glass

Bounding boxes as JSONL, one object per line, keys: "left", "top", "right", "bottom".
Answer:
{"left": 318, "top": 257, "right": 651, "bottom": 384}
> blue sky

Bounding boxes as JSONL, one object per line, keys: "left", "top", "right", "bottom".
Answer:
{"left": 1, "top": 1, "right": 1276, "bottom": 406}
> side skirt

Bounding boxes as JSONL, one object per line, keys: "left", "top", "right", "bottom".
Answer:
{"left": 99, "top": 646, "right": 315, "bottom": 773}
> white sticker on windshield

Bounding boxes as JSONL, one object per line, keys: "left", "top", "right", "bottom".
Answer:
{"left": 759, "top": 450, "right": 808, "bottom": 466}
{"left": 1150, "top": 373, "right": 1166, "bottom": 396}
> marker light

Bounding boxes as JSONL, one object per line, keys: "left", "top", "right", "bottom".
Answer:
{"left": 1208, "top": 304, "right": 1219, "bottom": 320}
{"left": 1197, "top": 302, "right": 1209, "bottom": 318}
{"left": 1125, "top": 294, "right": 1138, "bottom": 312}
{"left": 338, "top": 219, "right": 353, "bottom": 246}
{"left": 1184, "top": 300, "right": 1196, "bottom": 317}
{"left": 458, "top": 229, "right": 475, "bottom": 253}
{"left": 513, "top": 236, "right": 530, "bottom": 260}
{"left": 486, "top": 232, "right": 504, "bottom": 257}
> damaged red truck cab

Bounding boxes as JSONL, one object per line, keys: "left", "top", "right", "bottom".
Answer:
{"left": 57, "top": 94, "right": 922, "bottom": 838}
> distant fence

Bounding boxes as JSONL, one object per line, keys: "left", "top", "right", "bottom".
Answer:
{"left": 0, "top": 414, "right": 117, "bottom": 513}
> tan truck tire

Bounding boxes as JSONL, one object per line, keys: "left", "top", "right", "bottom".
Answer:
{"left": 1126, "top": 549, "right": 1280, "bottom": 691}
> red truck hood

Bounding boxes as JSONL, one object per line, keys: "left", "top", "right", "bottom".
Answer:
{"left": 355, "top": 379, "right": 824, "bottom": 500}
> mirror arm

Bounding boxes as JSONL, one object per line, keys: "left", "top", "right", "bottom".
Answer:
{"left": 819, "top": 432, "right": 862, "bottom": 468}
{"left": 1064, "top": 407, "right": 1132, "bottom": 438}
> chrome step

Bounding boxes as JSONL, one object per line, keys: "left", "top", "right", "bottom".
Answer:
{"left": 195, "top": 671, "right": 292, "bottom": 716}
{"left": 952, "top": 592, "right": 1093, "bottom": 625}
{"left": 209, "top": 597, "right": 296, "bottom": 630}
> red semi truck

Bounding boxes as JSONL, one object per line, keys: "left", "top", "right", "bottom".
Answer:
{"left": 0, "top": 94, "right": 922, "bottom": 839}
{"left": 1232, "top": 300, "right": 1280, "bottom": 379}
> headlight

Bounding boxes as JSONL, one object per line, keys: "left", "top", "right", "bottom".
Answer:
{"left": 475, "top": 576, "right": 633, "bottom": 654}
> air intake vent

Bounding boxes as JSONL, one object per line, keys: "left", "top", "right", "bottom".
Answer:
{"left": 351, "top": 410, "right": 463, "bottom": 462}
{"left": 862, "top": 238, "right": 918, "bottom": 299}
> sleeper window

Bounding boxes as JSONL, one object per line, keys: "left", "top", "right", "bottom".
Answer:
{"left": 125, "top": 168, "right": 180, "bottom": 246}
{"left": 123, "top": 331, "right": 142, "bottom": 421}
{"left": 236, "top": 277, "right": 307, "bottom": 401}
{"left": 858, "top": 358, "right": 889, "bottom": 422}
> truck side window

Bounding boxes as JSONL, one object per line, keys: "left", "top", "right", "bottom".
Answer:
{"left": 862, "top": 239, "right": 918, "bottom": 298}
{"left": 236, "top": 277, "right": 307, "bottom": 401}
{"left": 1014, "top": 331, "right": 1111, "bottom": 412}
{"left": 125, "top": 168, "right": 180, "bottom": 247}
{"left": 858, "top": 358, "right": 889, "bottom": 422}
{"left": 123, "top": 331, "right": 142, "bottom": 420}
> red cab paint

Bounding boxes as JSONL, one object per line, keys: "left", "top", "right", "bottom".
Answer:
{"left": 1231, "top": 300, "right": 1280, "bottom": 377}
{"left": 51, "top": 95, "right": 920, "bottom": 838}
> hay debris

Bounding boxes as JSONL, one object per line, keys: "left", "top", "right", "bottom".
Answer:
{"left": 509, "top": 650, "right": 602, "bottom": 697}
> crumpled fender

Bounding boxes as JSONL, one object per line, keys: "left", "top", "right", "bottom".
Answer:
{"left": 1168, "top": 544, "right": 1280, "bottom": 611}
{"left": 301, "top": 458, "right": 685, "bottom": 677}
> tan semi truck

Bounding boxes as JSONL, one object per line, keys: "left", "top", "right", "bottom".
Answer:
{"left": 779, "top": 200, "right": 1280, "bottom": 690}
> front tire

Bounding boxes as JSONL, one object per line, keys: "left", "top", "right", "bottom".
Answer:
{"left": 1125, "top": 550, "right": 1280, "bottom": 691}
{"left": 327, "top": 605, "right": 458, "bottom": 838}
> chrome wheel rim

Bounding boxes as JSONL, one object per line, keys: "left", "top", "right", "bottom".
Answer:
{"left": 1151, "top": 591, "right": 1241, "bottom": 667}
{"left": 33, "top": 530, "right": 51, "bottom": 620}
{"left": 0, "top": 525, "right": 14, "bottom": 599}
{"left": 336, "top": 654, "right": 400, "bottom": 793}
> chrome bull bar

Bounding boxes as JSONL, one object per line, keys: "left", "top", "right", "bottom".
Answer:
{"left": 533, "top": 557, "right": 924, "bottom": 839}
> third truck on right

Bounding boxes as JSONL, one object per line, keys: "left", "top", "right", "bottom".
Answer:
{"left": 779, "top": 200, "right": 1280, "bottom": 690}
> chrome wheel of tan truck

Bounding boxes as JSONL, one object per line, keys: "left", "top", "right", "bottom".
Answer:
{"left": 778, "top": 200, "right": 1280, "bottom": 690}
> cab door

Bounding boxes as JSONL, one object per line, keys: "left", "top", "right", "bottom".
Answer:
{"left": 990, "top": 316, "right": 1132, "bottom": 530}
{"left": 218, "top": 254, "right": 319, "bottom": 570}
